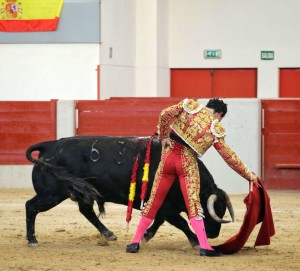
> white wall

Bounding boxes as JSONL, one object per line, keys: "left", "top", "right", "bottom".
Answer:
{"left": 168, "top": 0, "right": 300, "bottom": 98}
{"left": 0, "top": 166, "right": 33, "bottom": 188}
{"left": 100, "top": 0, "right": 170, "bottom": 99}
{"left": 0, "top": 44, "right": 100, "bottom": 100}
{"left": 1, "top": 1, "right": 300, "bottom": 100}
{"left": 135, "top": 0, "right": 158, "bottom": 97}
{"left": 100, "top": 0, "right": 136, "bottom": 99}
{"left": 57, "top": 100, "right": 76, "bottom": 139}
{"left": 201, "top": 99, "right": 261, "bottom": 194}
{"left": 156, "top": 0, "right": 170, "bottom": 97}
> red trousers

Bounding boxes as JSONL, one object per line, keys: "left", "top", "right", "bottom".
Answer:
{"left": 142, "top": 142, "right": 202, "bottom": 219}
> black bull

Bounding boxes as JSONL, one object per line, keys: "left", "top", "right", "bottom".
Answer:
{"left": 25, "top": 136, "right": 233, "bottom": 247}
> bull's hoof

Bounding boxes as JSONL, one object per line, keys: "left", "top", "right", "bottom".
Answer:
{"left": 189, "top": 239, "right": 200, "bottom": 249}
{"left": 102, "top": 230, "right": 117, "bottom": 241}
{"left": 28, "top": 241, "right": 38, "bottom": 247}
{"left": 143, "top": 230, "right": 155, "bottom": 242}
{"left": 27, "top": 236, "right": 38, "bottom": 247}
{"left": 192, "top": 244, "right": 200, "bottom": 250}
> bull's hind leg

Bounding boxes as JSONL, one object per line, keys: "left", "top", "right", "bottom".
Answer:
{"left": 25, "top": 194, "right": 67, "bottom": 247}
{"left": 77, "top": 201, "right": 117, "bottom": 241}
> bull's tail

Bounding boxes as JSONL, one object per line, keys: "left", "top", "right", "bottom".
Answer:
{"left": 26, "top": 141, "right": 101, "bottom": 204}
{"left": 26, "top": 141, "right": 55, "bottom": 167}
{"left": 55, "top": 171, "right": 101, "bottom": 204}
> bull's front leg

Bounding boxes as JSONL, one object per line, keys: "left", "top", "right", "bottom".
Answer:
{"left": 165, "top": 213, "right": 199, "bottom": 248}
{"left": 144, "top": 213, "right": 199, "bottom": 248}
{"left": 77, "top": 200, "right": 117, "bottom": 241}
{"left": 143, "top": 216, "right": 165, "bottom": 242}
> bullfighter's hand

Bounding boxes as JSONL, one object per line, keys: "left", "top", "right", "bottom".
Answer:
{"left": 162, "top": 137, "right": 174, "bottom": 149}
{"left": 251, "top": 173, "right": 259, "bottom": 184}
{"left": 249, "top": 173, "right": 261, "bottom": 191}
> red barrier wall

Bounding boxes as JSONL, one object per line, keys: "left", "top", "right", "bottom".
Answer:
{"left": 76, "top": 98, "right": 183, "bottom": 136}
{"left": 0, "top": 101, "right": 57, "bottom": 165}
{"left": 262, "top": 100, "right": 300, "bottom": 189}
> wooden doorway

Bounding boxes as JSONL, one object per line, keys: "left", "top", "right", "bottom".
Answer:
{"left": 171, "top": 69, "right": 257, "bottom": 98}
{"left": 280, "top": 68, "right": 300, "bottom": 98}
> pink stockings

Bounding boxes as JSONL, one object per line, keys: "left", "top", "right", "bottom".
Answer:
{"left": 130, "top": 143, "right": 214, "bottom": 250}
{"left": 131, "top": 216, "right": 214, "bottom": 251}
{"left": 190, "top": 217, "right": 214, "bottom": 250}
{"left": 131, "top": 216, "right": 153, "bottom": 243}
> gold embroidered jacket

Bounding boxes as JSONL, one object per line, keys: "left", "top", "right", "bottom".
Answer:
{"left": 157, "top": 99, "right": 253, "bottom": 181}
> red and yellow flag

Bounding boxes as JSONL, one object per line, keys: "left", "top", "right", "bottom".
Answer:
{"left": 0, "top": 0, "right": 64, "bottom": 32}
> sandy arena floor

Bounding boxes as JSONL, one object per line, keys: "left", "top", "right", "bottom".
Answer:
{"left": 0, "top": 188, "right": 299, "bottom": 271}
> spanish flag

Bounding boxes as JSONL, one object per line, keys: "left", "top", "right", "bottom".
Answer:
{"left": 0, "top": 0, "right": 64, "bottom": 32}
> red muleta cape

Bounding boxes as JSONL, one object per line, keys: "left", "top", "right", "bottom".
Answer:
{"left": 213, "top": 179, "right": 275, "bottom": 254}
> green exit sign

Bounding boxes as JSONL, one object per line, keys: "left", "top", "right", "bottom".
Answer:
{"left": 261, "top": 51, "right": 274, "bottom": 60}
{"left": 204, "top": 49, "right": 222, "bottom": 59}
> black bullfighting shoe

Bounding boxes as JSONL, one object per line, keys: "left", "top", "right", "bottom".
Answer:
{"left": 200, "top": 248, "right": 223, "bottom": 257}
{"left": 126, "top": 243, "right": 140, "bottom": 253}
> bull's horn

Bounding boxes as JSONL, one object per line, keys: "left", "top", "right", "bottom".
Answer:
{"left": 207, "top": 194, "right": 231, "bottom": 224}
{"left": 223, "top": 191, "right": 235, "bottom": 222}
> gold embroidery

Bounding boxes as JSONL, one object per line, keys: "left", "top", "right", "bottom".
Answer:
{"left": 158, "top": 101, "right": 228, "bottom": 157}
{"left": 181, "top": 147, "right": 202, "bottom": 218}
{"left": 143, "top": 145, "right": 203, "bottom": 219}
{"left": 171, "top": 106, "right": 216, "bottom": 156}
{"left": 211, "top": 120, "right": 226, "bottom": 138}
{"left": 183, "top": 98, "right": 203, "bottom": 114}
{"left": 158, "top": 101, "right": 184, "bottom": 139}
{"left": 142, "top": 147, "right": 170, "bottom": 216}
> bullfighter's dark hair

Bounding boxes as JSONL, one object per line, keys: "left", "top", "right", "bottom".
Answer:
{"left": 206, "top": 98, "right": 228, "bottom": 117}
